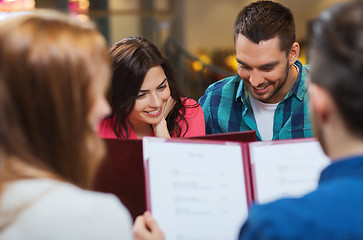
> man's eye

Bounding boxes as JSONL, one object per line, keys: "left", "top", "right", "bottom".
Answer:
{"left": 240, "top": 65, "right": 251, "bottom": 70}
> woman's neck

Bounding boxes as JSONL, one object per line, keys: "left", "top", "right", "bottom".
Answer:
{"left": 130, "top": 121, "right": 153, "bottom": 139}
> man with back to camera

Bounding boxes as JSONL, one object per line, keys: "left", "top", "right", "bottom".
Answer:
{"left": 199, "top": 1, "right": 313, "bottom": 141}
{"left": 238, "top": 1, "right": 363, "bottom": 239}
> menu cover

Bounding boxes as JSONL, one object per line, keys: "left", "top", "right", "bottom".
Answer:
{"left": 93, "top": 131, "right": 256, "bottom": 220}
{"left": 94, "top": 132, "right": 330, "bottom": 234}
{"left": 142, "top": 137, "right": 330, "bottom": 240}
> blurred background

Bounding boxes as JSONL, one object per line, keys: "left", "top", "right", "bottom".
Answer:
{"left": 0, "top": 0, "right": 352, "bottom": 100}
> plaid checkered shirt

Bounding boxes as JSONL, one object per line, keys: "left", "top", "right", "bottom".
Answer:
{"left": 199, "top": 60, "right": 313, "bottom": 141}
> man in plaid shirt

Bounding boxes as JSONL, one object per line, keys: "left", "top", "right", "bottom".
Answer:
{"left": 199, "top": 1, "right": 313, "bottom": 141}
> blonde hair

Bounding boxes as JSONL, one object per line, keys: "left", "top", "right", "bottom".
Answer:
{"left": 0, "top": 11, "right": 110, "bottom": 189}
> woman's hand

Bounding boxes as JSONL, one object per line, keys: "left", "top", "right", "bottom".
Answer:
{"left": 152, "top": 96, "right": 175, "bottom": 138}
{"left": 133, "top": 211, "right": 165, "bottom": 240}
{"left": 162, "top": 96, "right": 176, "bottom": 119}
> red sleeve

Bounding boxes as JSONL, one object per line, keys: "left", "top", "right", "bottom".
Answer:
{"left": 97, "top": 118, "right": 118, "bottom": 139}
{"left": 180, "top": 98, "right": 206, "bottom": 137}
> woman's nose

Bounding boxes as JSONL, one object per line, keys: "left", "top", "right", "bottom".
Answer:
{"left": 149, "top": 92, "right": 161, "bottom": 107}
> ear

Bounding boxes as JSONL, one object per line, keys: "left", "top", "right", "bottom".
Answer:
{"left": 309, "top": 83, "right": 331, "bottom": 123}
{"left": 288, "top": 42, "right": 300, "bottom": 65}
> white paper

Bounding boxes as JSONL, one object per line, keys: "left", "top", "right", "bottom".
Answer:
{"left": 249, "top": 140, "right": 331, "bottom": 204}
{"left": 143, "top": 137, "right": 249, "bottom": 240}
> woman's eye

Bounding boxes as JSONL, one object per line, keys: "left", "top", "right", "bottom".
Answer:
{"left": 136, "top": 93, "right": 146, "bottom": 99}
{"left": 157, "top": 85, "right": 167, "bottom": 90}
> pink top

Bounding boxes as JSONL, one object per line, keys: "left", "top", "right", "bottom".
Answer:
{"left": 98, "top": 98, "right": 205, "bottom": 139}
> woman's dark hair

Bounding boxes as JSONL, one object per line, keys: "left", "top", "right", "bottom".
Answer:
{"left": 109, "top": 36, "right": 190, "bottom": 138}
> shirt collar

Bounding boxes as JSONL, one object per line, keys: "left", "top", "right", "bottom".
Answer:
{"left": 236, "top": 77, "right": 248, "bottom": 103}
{"left": 288, "top": 59, "right": 307, "bottom": 101}
{"left": 319, "top": 155, "right": 363, "bottom": 183}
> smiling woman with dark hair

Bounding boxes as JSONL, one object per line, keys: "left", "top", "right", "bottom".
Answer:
{"left": 98, "top": 36, "right": 205, "bottom": 139}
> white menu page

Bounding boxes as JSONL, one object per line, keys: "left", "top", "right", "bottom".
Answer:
{"left": 249, "top": 139, "right": 331, "bottom": 204}
{"left": 143, "top": 137, "right": 249, "bottom": 240}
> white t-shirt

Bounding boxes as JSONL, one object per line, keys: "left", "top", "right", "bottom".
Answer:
{"left": 249, "top": 95, "right": 278, "bottom": 140}
{"left": 0, "top": 178, "right": 134, "bottom": 240}
{"left": 248, "top": 64, "right": 299, "bottom": 140}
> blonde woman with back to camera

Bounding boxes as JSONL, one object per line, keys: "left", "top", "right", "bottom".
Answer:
{"left": 0, "top": 11, "right": 163, "bottom": 240}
